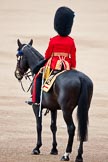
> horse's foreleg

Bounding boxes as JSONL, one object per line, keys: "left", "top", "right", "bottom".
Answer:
{"left": 75, "top": 141, "right": 83, "bottom": 162}
{"left": 61, "top": 112, "right": 75, "bottom": 161}
{"left": 50, "top": 110, "right": 58, "bottom": 155}
{"left": 32, "top": 105, "right": 42, "bottom": 155}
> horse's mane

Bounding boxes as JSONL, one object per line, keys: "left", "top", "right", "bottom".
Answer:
{"left": 23, "top": 45, "right": 44, "bottom": 61}
{"left": 22, "top": 44, "right": 45, "bottom": 73}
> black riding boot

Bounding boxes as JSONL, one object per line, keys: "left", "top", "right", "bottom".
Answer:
{"left": 35, "top": 73, "right": 42, "bottom": 104}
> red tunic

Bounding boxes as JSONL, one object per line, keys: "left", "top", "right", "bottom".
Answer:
{"left": 45, "top": 35, "right": 76, "bottom": 70}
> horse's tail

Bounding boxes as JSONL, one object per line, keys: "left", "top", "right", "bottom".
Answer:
{"left": 77, "top": 77, "right": 93, "bottom": 142}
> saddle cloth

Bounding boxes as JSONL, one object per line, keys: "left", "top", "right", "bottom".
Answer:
{"left": 42, "top": 70, "right": 65, "bottom": 92}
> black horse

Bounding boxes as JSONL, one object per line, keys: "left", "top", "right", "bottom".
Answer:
{"left": 15, "top": 39, "right": 93, "bottom": 162}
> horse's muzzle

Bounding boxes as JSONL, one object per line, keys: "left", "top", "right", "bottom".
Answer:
{"left": 14, "top": 69, "right": 23, "bottom": 80}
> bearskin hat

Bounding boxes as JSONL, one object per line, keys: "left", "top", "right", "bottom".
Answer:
{"left": 54, "top": 6, "right": 75, "bottom": 36}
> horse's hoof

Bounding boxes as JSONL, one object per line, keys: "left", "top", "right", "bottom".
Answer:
{"left": 32, "top": 148, "right": 40, "bottom": 155}
{"left": 75, "top": 157, "right": 83, "bottom": 162}
{"left": 61, "top": 155, "right": 70, "bottom": 161}
{"left": 50, "top": 148, "right": 58, "bottom": 155}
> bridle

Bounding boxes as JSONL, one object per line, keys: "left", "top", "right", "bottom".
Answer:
{"left": 15, "top": 46, "right": 33, "bottom": 93}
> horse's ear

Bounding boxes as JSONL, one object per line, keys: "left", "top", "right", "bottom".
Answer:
{"left": 17, "top": 39, "right": 22, "bottom": 47}
{"left": 29, "top": 39, "right": 33, "bottom": 46}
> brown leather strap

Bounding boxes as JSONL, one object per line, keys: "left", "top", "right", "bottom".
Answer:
{"left": 52, "top": 52, "right": 69, "bottom": 57}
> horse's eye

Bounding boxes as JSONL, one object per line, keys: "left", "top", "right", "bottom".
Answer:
{"left": 16, "top": 54, "right": 19, "bottom": 57}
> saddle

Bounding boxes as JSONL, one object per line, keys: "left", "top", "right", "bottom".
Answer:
{"left": 42, "top": 70, "right": 65, "bottom": 92}
{"left": 42, "top": 56, "right": 69, "bottom": 92}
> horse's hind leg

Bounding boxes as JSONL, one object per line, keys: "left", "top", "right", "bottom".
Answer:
{"left": 32, "top": 105, "right": 42, "bottom": 155}
{"left": 75, "top": 141, "right": 83, "bottom": 162}
{"left": 61, "top": 111, "right": 75, "bottom": 161}
{"left": 50, "top": 110, "right": 58, "bottom": 155}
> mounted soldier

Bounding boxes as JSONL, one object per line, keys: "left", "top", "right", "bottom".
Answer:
{"left": 31, "top": 6, "right": 76, "bottom": 105}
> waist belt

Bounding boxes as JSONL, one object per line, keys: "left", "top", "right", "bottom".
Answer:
{"left": 52, "top": 52, "right": 69, "bottom": 57}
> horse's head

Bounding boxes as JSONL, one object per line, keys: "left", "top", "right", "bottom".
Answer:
{"left": 15, "top": 39, "right": 44, "bottom": 81}
{"left": 15, "top": 39, "right": 33, "bottom": 80}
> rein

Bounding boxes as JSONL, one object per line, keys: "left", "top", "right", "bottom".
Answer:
{"left": 19, "top": 70, "right": 33, "bottom": 93}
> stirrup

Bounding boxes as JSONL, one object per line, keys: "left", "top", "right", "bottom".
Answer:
{"left": 25, "top": 96, "right": 33, "bottom": 105}
{"left": 25, "top": 100, "right": 33, "bottom": 105}
{"left": 34, "top": 103, "right": 40, "bottom": 106}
